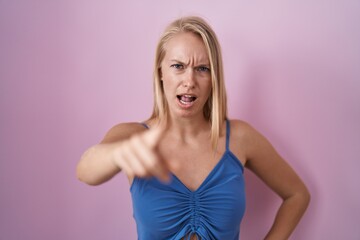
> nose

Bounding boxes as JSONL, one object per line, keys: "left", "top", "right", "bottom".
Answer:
{"left": 182, "top": 69, "right": 195, "bottom": 89}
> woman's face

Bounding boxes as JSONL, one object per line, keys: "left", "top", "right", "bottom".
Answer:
{"left": 160, "top": 32, "right": 212, "bottom": 119}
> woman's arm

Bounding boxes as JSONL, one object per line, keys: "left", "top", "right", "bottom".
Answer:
{"left": 76, "top": 123, "right": 144, "bottom": 185}
{"left": 240, "top": 121, "right": 310, "bottom": 239}
{"left": 76, "top": 122, "right": 171, "bottom": 186}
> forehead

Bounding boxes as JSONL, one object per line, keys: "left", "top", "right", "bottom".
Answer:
{"left": 163, "top": 32, "right": 209, "bottom": 62}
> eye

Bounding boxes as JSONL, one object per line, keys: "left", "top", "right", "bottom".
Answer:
{"left": 197, "top": 66, "right": 210, "bottom": 72}
{"left": 170, "top": 64, "right": 184, "bottom": 69}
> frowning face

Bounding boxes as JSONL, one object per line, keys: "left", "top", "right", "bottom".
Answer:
{"left": 160, "top": 32, "right": 212, "bottom": 119}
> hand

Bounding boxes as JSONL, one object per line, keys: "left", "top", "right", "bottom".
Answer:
{"left": 112, "top": 123, "right": 172, "bottom": 183}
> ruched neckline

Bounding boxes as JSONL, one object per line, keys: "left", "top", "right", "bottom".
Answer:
{"left": 130, "top": 120, "right": 246, "bottom": 240}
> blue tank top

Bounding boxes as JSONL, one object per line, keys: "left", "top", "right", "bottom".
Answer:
{"left": 130, "top": 120, "right": 246, "bottom": 240}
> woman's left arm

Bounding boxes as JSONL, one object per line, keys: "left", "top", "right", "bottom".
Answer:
{"left": 243, "top": 122, "right": 311, "bottom": 240}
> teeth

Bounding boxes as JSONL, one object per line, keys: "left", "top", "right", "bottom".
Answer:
{"left": 180, "top": 99, "right": 191, "bottom": 105}
{"left": 177, "top": 94, "right": 196, "bottom": 106}
{"left": 178, "top": 94, "right": 195, "bottom": 97}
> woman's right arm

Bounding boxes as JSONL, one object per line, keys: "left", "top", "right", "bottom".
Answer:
{"left": 76, "top": 122, "right": 170, "bottom": 186}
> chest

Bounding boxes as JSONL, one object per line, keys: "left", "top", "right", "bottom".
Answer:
{"left": 131, "top": 143, "right": 246, "bottom": 239}
{"left": 158, "top": 138, "right": 226, "bottom": 191}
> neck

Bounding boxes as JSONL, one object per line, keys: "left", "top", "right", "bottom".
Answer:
{"left": 165, "top": 114, "right": 211, "bottom": 141}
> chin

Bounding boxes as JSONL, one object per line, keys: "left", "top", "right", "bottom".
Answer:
{"left": 173, "top": 107, "right": 204, "bottom": 119}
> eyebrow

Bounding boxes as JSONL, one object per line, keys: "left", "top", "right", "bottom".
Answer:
{"left": 169, "top": 59, "right": 210, "bottom": 66}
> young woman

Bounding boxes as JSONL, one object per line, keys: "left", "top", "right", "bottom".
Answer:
{"left": 77, "top": 16, "right": 310, "bottom": 240}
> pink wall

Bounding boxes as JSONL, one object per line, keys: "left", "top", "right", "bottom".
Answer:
{"left": 1, "top": 1, "right": 359, "bottom": 239}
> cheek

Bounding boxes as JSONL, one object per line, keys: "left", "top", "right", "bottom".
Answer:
{"left": 160, "top": 70, "right": 172, "bottom": 87}
{"left": 162, "top": 72, "right": 177, "bottom": 84}
{"left": 161, "top": 80, "right": 174, "bottom": 100}
{"left": 160, "top": 65, "right": 173, "bottom": 81}
{"left": 161, "top": 71, "right": 179, "bottom": 91}
{"left": 202, "top": 79, "right": 212, "bottom": 96}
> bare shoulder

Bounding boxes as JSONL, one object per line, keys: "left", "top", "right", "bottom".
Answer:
{"left": 100, "top": 122, "right": 148, "bottom": 144}
{"left": 228, "top": 119, "right": 266, "bottom": 165}
{"left": 228, "top": 119, "right": 259, "bottom": 140}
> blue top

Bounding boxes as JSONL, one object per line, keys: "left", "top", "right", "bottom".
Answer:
{"left": 130, "top": 120, "right": 246, "bottom": 240}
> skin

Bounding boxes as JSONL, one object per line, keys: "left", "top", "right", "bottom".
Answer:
{"left": 77, "top": 32, "right": 310, "bottom": 240}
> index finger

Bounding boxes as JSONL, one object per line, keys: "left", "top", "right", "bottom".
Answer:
{"left": 140, "top": 120, "right": 172, "bottom": 181}
{"left": 142, "top": 119, "right": 168, "bottom": 148}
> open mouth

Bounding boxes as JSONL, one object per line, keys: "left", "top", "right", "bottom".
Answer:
{"left": 177, "top": 94, "right": 197, "bottom": 105}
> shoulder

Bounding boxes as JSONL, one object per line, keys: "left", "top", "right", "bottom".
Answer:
{"left": 228, "top": 119, "right": 259, "bottom": 139}
{"left": 100, "top": 122, "right": 148, "bottom": 144}
{"left": 229, "top": 119, "right": 277, "bottom": 161}
{"left": 228, "top": 119, "right": 267, "bottom": 155}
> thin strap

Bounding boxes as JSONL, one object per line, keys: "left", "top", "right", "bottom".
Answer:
{"left": 140, "top": 122, "right": 149, "bottom": 129}
{"left": 225, "top": 119, "right": 230, "bottom": 150}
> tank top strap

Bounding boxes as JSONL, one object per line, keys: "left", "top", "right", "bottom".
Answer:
{"left": 140, "top": 122, "right": 149, "bottom": 129}
{"left": 225, "top": 119, "right": 230, "bottom": 150}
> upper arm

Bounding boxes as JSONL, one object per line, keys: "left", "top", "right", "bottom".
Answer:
{"left": 236, "top": 121, "right": 308, "bottom": 200}
{"left": 100, "top": 122, "right": 147, "bottom": 144}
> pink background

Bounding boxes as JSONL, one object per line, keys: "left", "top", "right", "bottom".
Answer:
{"left": 1, "top": 1, "right": 359, "bottom": 239}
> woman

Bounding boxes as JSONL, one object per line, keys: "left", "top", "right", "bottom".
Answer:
{"left": 77, "top": 16, "right": 310, "bottom": 240}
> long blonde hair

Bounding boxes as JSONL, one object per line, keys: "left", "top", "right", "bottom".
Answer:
{"left": 149, "top": 16, "right": 228, "bottom": 148}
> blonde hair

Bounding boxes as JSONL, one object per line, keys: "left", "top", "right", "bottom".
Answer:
{"left": 149, "top": 16, "right": 228, "bottom": 148}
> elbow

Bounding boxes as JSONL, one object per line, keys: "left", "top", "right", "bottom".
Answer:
{"left": 284, "top": 185, "right": 311, "bottom": 211}
{"left": 295, "top": 186, "right": 311, "bottom": 211}
{"left": 77, "top": 171, "right": 102, "bottom": 186}
{"left": 81, "top": 179, "right": 102, "bottom": 186}
{"left": 76, "top": 161, "right": 101, "bottom": 186}
{"left": 76, "top": 146, "right": 119, "bottom": 186}
{"left": 303, "top": 187, "right": 311, "bottom": 208}
{"left": 76, "top": 148, "right": 103, "bottom": 186}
